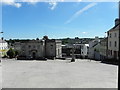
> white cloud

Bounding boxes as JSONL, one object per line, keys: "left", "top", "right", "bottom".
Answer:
{"left": 47, "top": 0, "right": 65, "bottom": 10}
{"left": 48, "top": 2, "right": 57, "bottom": 10}
{"left": 14, "top": 3, "right": 22, "bottom": 8}
{"left": 82, "top": 32, "right": 87, "bottom": 34}
{"left": 1, "top": 0, "right": 58, "bottom": 10}
{"left": 2, "top": 0, "right": 22, "bottom": 8}
{"left": 22, "top": 0, "right": 40, "bottom": 5}
{"left": 77, "top": 0, "right": 82, "bottom": 2}
{"left": 65, "top": 2, "right": 97, "bottom": 24}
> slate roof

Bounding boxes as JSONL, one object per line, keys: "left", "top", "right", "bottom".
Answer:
{"left": 108, "top": 23, "right": 120, "bottom": 32}
{"left": 0, "top": 39, "right": 7, "bottom": 43}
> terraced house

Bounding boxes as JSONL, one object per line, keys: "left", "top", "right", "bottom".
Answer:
{"left": 107, "top": 18, "right": 119, "bottom": 60}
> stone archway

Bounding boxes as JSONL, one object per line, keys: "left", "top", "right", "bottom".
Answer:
{"left": 32, "top": 52, "right": 36, "bottom": 59}
{"left": 30, "top": 49, "right": 37, "bottom": 59}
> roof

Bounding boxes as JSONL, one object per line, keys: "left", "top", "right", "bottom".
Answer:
{"left": 108, "top": 23, "right": 119, "bottom": 32}
{"left": 20, "top": 40, "right": 44, "bottom": 43}
{"left": 100, "top": 38, "right": 107, "bottom": 43}
{"left": 46, "top": 39, "right": 61, "bottom": 43}
{"left": 92, "top": 43, "right": 99, "bottom": 48}
{"left": 0, "top": 39, "right": 7, "bottom": 43}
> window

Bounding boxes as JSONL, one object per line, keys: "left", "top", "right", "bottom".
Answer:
{"left": 109, "top": 41, "right": 111, "bottom": 47}
{"left": 28, "top": 45, "right": 31, "bottom": 48}
{"left": 51, "top": 45, "right": 53, "bottom": 49}
{"left": 115, "top": 33, "right": 117, "bottom": 37}
{"left": 115, "top": 41, "right": 117, "bottom": 47}
{"left": 58, "top": 49, "right": 60, "bottom": 55}
{"left": 111, "top": 50, "right": 112, "bottom": 55}
{"left": 110, "top": 33, "right": 111, "bottom": 38}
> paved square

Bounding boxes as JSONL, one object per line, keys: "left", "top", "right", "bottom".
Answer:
{"left": 2, "top": 59, "right": 118, "bottom": 88}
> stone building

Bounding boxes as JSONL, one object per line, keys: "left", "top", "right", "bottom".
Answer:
{"left": 45, "top": 39, "right": 62, "bottom": 58}
{"left": 14, "top": 36, "right": 62, "bottom": 59}
{"left": 14, "top": 40, "right": 45, "bottom": 59}
{"left": 107, "top": 18, "right": 119, "bottom": 60}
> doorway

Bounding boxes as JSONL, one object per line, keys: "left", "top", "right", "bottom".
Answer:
{"left": 32, "top": 52, "right": 36, "bottom": 59}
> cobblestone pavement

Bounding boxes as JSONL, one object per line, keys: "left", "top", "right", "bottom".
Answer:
{"left": 2, "top": 59, "right": 118, "bottom": 88}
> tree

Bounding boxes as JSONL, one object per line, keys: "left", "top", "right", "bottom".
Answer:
{"left": 15, "top": 50, "right": 19, "bottom": 57}
{"left": 75, "top": 37, "right": 79, "bottom": 39}
{"left": 62, "top": 40, "right": 68, "bottom": 45}
{"left": 36, "top": 38, "right": 39, "bottom": 40}
{"left": 7, "top": 48, "right": 15, "bottom": 58}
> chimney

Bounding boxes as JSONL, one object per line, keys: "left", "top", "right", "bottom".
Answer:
{"left": 115, "top": 18, "right": 119, "bottom": 26}
{"left": 1, "top": 37, "right": 3, "bottom": 40}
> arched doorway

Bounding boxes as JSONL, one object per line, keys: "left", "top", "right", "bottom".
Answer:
{"left": 32, "top": 52, "right": 36, "bottom": 59}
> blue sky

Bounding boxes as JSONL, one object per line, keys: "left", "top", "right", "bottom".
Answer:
{"left": 1, "top": 2, "right": 119, "bottom": 39}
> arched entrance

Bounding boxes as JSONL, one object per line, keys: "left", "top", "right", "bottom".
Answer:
{"left": 32, "top": 52, "right": 36, "bottom": 59}
{"left": 30, "top": 49, "right": 37, "bottom": 59}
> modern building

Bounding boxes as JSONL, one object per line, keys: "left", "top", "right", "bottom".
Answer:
{"left": 0, "top": 38, "right": 8, "bottom": 57}
{"left": 62, "top": 43, "right": 89, "bottom": 58}
{"left": 14, "top": 36, "right": 62, "bottom": 59}
{"left": 107, "top": 18, "right": 119, "bottom": 60}
{"left": 62, "top": 44, "right": 73, "bottom": 57}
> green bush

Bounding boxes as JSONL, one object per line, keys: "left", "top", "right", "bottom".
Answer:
{"left": 7, "top": 48, "right": 15, "bottom": 58}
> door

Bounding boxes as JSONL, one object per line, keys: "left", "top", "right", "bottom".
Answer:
{"left": 114, "top": 51, "right": 117, "bottom": 59}
{"left": 32, "top": 52, "right": 36, "bottom": 59}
